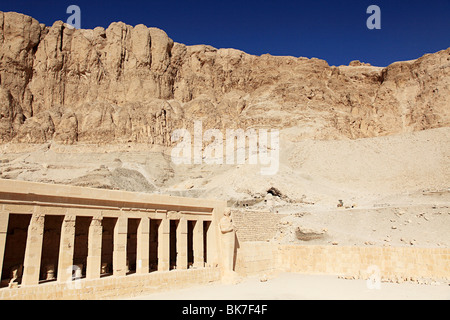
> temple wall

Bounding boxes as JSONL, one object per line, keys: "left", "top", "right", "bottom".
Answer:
{"left": 234, "top": 241, "right": 278, "bottom": 277}
{"left": 277, "top": 245, "right": 450, "bottom": 282}
{"left": 0, "top": 179, "right": 225, "bottom": 299}
{"left": 233, "top": 242, "right": 450, "bottom": 282}
{"left": 0, "top": 267, "right": 220, "bottom": 300}
{"left": 1, "top": 180, "right": 449, "bottom": 299}
{"left": 232, "top": 209, "right": 286, "bottom": 242}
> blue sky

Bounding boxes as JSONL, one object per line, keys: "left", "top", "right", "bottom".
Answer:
{"left": 1, "top": 0, "right": 449, "bottom": 67}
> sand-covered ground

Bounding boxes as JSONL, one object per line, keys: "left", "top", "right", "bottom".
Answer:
{"left": 126, "top": 273, "right": 450, "bottom": 300}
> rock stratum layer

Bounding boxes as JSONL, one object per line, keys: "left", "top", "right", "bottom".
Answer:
{"left": 0, "top": 11, "right": 449, "bottom": 145}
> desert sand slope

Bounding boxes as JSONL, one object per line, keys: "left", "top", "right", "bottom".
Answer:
{"left": 1, "top": 127, "right": 449, "bottom": 247}
{"left": 1, "top": 127, "right": 448, "bottom": 203}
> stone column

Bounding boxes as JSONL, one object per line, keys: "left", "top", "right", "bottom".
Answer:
{"left": 86, "top": 216, "right": 103, "bottom": 280}
{"left": 113, "top": 216, "right": 127, "bottom": 276}
{"left": 0, "top": 211, "right": 9, "bottom": 281}
{"left": 22, "top": 213, "right": 45, "bottom": 286}
{"left": 176, "top": 217, "right": 188, "bottom": 270}
{"left": 57, "top": 215, "right": 76, "bottom": 284}
{"left": 136, "top": 218, "right": 149, "bottom": 274}
{"left": 158, "top": 216, "right": 170, "bottom": 271}
{"left": 193, "top": 220, "right": 204, "bottom": 268}
{"left": 206, "top": 220, "right": 215, "bottom": 267}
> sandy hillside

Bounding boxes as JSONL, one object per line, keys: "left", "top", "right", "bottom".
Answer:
{"left": 1, "top": 127, "right": 449, "bottom": 248}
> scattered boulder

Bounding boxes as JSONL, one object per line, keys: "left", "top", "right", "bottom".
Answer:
{"left": 295, "top": 225, "right": 327, "bottom": 241}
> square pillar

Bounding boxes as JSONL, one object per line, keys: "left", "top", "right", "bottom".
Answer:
{"left": 176, "top": 218, "right": 188, "bottom": 270}
{"left": 57, "top": 215, "right": 76, "bottom": 283}
{"left": 205, "top": 220, "right": 215, "bottom": 267}
{"left": 86, "top": 216, "right": 103, "bottom": 280}
{"left": 0, "top": 211, "right": 9, "bottom": 280}
{"left": 136, "top": 218, "right": 149, "bottom": 274}
{"left": 113, "top": 216, "right": 127, "bottom": 276}
{"left": 22, "top": 213, "right": 45, "bottom": 286}
{"left": 158, "top": 217, "right": 170, "bottom": 271}
{"left": 193, "top": 220, "right": 204, "bottom": 268}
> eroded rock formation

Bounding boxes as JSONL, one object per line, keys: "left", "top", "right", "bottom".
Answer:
{"left": 1, "top": 11, "right": 449, "bottom": 145}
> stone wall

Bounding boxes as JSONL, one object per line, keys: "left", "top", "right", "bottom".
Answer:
{"left": 233, "top": 243, "right": 450, "bottom": 283}
{"left": 232, "top": 210, "right": 285, "bottom": 242}
{"left": 234, "top": 242, "right": 277, "bottom": 277}
{"left": 0, "top": 267, "right": 220, "bottom": 300}
{"left": 278, "top": 245, "right": 450, "bottom": 282}
{"left": 231, "top": 209, "right": 450, "bottom": 282}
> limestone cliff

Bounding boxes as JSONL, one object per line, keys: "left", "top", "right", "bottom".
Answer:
{"left": 1, "top": 11, "right": 449, "bottom": 145}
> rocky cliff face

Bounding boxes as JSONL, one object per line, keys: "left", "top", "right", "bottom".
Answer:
{"left": 1, "top": 11, "right": 449, "bottom": 145}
